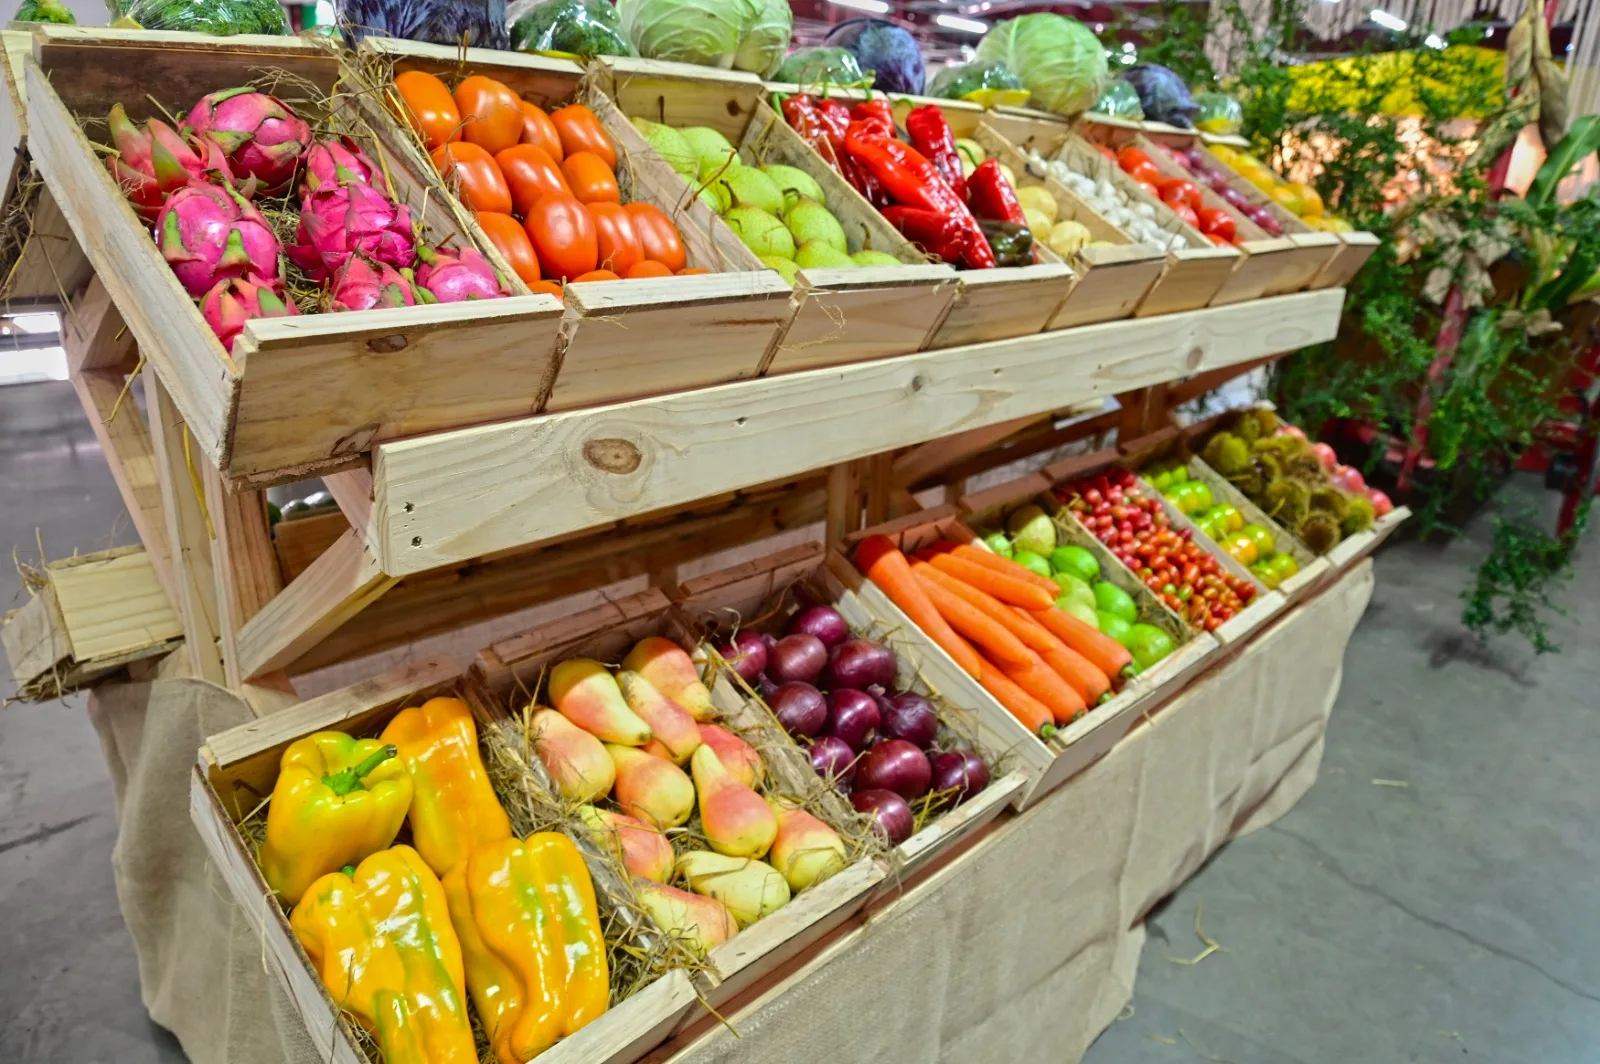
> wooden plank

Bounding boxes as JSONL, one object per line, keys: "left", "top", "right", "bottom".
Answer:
{"left": 928, "top": 265, "right": 1075, "bottom": 349}
{"left": 201, "top": 453, "right": 282, "bottom": 689}
{"left": 762, "top": 265, "right": 960, "bottom": 376}
{"left": 2, "top": 588, "right": 68, "bottom": 686}
{"left": 271, "top": 510, "right": 350, "bottom": 584}
{"left": 322, "top": 467, "right": 374, "bottom": 548}
{"left": 50, "top": 547, "right": 182, "bottom": 661}
{"left": 1311, "top": 231, "right": 1380, "bottom": 290}
{"left": 145, "top": 371, "right": 225, "bottom": 685}
{"left": 61, "top": 274, "right": 133, "bottom": 375}
{"left": 2, "top": 184, "right": 94, "bottom": 308}
{"left": 370, "top": 289, "right": 1344, "bottom": 575}
{"left": 234, "top": 529, "right": 399, "bottom": 681}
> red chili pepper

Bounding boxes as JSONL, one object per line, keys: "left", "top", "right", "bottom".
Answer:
{"left": 904, "top": 104, "right": 965, "bottom": 200}
{"left": 966, "top": 159, "right": 1027, "bottom": 225}
{"left": 881, "top": 206, "right": 965, "bottom": 264}
{"left": 844, "top": 124, "right": 995, "bottom": 269}
{"left": 781, "top": 95, "right": 839, "bottom": 168}
{"left": 850, "top": 98, "right": 895, "bottom": 138}
{"left": 807, "top": 97, "right": 884, "bottom": 205}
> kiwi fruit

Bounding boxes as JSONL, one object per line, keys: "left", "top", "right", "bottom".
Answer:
{"left": 1203, "top": 432, "right": 1251, "bottom": 476}
{"left": 1299, "top": 511, "right": 1342, "bottom": 553}
{"left": 1262, "top": 476, "right": 1310, "bottom": 525}
{"left": 1340, "top": 494, "right": 1376, "bottom": 536}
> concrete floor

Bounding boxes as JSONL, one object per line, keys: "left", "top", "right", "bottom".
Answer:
{"left": 1, "top": 378, "right": 1597, "bottom": 1063}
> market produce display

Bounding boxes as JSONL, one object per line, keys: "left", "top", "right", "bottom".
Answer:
{"left": 927, "top": 59, "right": 1029, "bottom": 109}
{"left": 821, "top": 18, "right": 925, "bottom": 95}
{"left": 975, "top": 13, "right": 1109, "bottom": 118}
{"left": 1092, "top": 78, "right": 1143, "bottom": 121}
{"left": 1207, "top": 142, "right": 1352, "bottom": 232}
{"left": 115, "top": 0, "right": 287, "bottom": 35}
{"left": 1109, "top": 143, "right": 1242, "bottom": 247}
{"left": 527, "top": 634, "right": 853, "bottom": 943}
{"left": 616, "top": 0, "right": 791, "bottom": 77}
{"left": 1198, "top": 408, "right": 1387, "bottom": 554}
{"left": 509, "top": 0, "right": 634, "bottom": 58}
{"left": 393, "top": 69, "right": 697, "bottom": 294}
{"left": 1029, "top": 146, "right": 1188, "bottom": 253}
{"left": 709, "top": 600, "right": 992, "bottom": 845}
{"left": 1054, "top": 469, "right": 1258, "bottom": 633}
{"left": 256, "top": 696, "right": 611, "bottom": 1064}
{"left": 779, "top": 95, "right": 1038, "bottom": 268}
{"left": 1146, "top": 462, "right": 1302, "bottom": 590}
{"left": 1149, "top": 140, "right": 1281, "bottom": 237}
{"left": 853, "top": 534, "right": 1145, "bottom": 739}
{"left": 1121, "top": 63, "right": 1199, "bottom": 128}
{"left": 773, "top": 46, "right": 865, "bottom": 87}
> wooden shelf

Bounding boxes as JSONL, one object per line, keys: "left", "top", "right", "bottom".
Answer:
{"left": 367, "top": 287, "right": 1345, "bottom": 577}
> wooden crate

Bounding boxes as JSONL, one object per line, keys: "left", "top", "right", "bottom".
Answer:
{"left": 356, "top": 41, "right": 793, "bottom": 414}
{"left": 470, "top": 586, "right": 887, "bottom": 1013}
{"left": 1174, "top": 455, "right": 1330, "bottom": 601}
{"left": 835, "top": 502, "right": 1217, "bottom": 810}
{"left": 668, "top": 541, "right": 1027, "bottom": 885}
{"left": 23, "top": 27, "right": 568, "bottom": 489}
{"left": 1311, "top": 230, "right": 1381, "bottom": 289}
{"left": 189, "top": 655, "right": 702, "bottom": 1064}
{"left": 596, "top": 59, "right": 958, "bottom": 375}
{"left": 1047, "top": 134, "right": 1239, "bottom": 317}
{"left": 968, "top": 122, "right": 1164, "bottom": 329}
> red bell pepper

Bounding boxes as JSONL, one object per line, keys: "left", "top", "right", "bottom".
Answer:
{"left": 843, "top": 124, "right": 996, "bottom": 269}
{"left": 781, "top": 95, "right": 839, "bottom": 168}
{"left": 811, "top": 97, "right": 885, "bottom": 206}
{"left": 904, "top": 105, "right": 965, "bottom": 200}
{"left": 881, "top": 206, "right": 965, "bottom": 264}
{"left": 850, "top": 98, "right": 895, "bottom": 138}
{"left": 966, "top": 159, "right": 1027, "bottom": 225}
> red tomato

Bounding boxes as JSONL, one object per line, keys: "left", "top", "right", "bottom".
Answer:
{"left": 1094, "top": 143, "right": 1119, "bottom": 163}
{"left": 1173, "top": 203, "right": 1200, "bottom": 230}
{"left": 622, "top": 202, "right": 687, "bottom": 272}
{"left": 587, "top": 202, "right": 644, "bottom": 274}
{"left": 1126, "top": 160, "right": 1162, "bottom": 185}
{"left": 527, "top": 279, "right": 563, "bottom": 298}
{"left": 432, "top": 142, "right": 512, "bottom": 214}
{"left": 394, "top": 71, "right": 461, "bottom": 151}
{"left": 1116, "top": 147, "right": 1153, "bottom": 173}
{"left": 1136, "top": 179, "right": 1161, "bottom": 201}
{"left": 524, "top": 193, "right": 597, "bottom": 282}
{"left": 623, "top": 260, "right": 674, "bottom": 278}
{"left": 454, "top": 75, "right": 523, "bottom": 155}
{"left": 1207, "top": 233, "right": 1233, "bottom": 247}
{"left": 474, "top": 210, "right": 540, "bottom": 284}
{"left": 495, "top": 144, "right": 570, "bottom": 217}
{"left": 561, "top": 152, "right": 620, "bottom": 205}
{"left": 1158, "top": 177, "right": 1201, "bottom": 210}
{"left": 1194, "top": 207, "right": 1234, "bottom": 240}
{"left": 520, "top": 101, "right": 564, "bottom": 162}
{"left": 572, "top": 269, "right": 621, "bottom": 282}
{"left": 550, "top": 105, "right": 615, "bottom": 169}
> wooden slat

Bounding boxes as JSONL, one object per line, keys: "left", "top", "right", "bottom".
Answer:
{"left": 2, "top": 588, "right": 68, "bottom": 686}
{"left": 50, "top": 546, "right": 182, "bottom": 661}
{"left": 272, "top": 510, "right": 350, "bottom": 583}
{"left": 371, "top": 289, "right": 1344, "bottom": 575}
{"left": 201, "top": 453, "right": 283, "bottom": 693}
{"left": 322, "top": 467, "right": 375, "bottom": 547}
{"left": 234, "top": 529, "right": 398, "bottom": 681}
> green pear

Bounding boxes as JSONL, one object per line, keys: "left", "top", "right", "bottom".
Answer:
{"left": 698, "top": 181, "right": 732, "bottom": 215}
{"left": 632, "top": 117, "right": 697, "bottom": 180}
{"left": 681, "top": 126, "right": 739, "bottom": 180}
{"left": 676, "top": 850, "right": 790, "bottom": 927}
{"left": 1006, "top": 504, "right": 1056, "bottom": 556}
{"left": 784, "top": 197, "right": 847, "bottom": 254}
{"left": 725, "top": 206, "right": 795, "bottom": 259}
{"left": 794, "top": 240, "right": 856, "bottom": 270}
{"left": 761, "top": 164, "right": 825, "bottom": 206}
{"left": 718, "top": 167, "right": 785, "bottom": 216}
{"left": 760, "top": 254, "right": 801, "bottom": 284}
{"left": 851, "top": 249, "right": 902, "bottom": 267}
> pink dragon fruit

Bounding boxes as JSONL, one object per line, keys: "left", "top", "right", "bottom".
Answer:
{"left": 185, "top": 87, "right": 312, "bottom": 194}
{"left": 328, "top": 253, "right": 428, "bottom": 312}
{"left": 200, "top": 275, "right": 298, "bottom": 352}
{"left": 105, "top": 103, "right": 233, "bottom": 220}
{"left": 414, "top": 246, "right": 508, "bottom": 302}
{"left": 301, "top": 137, "right": 388, "bottom": 195}
{"left": 157, "top": 179, "right": 281, "bottom": 297}
{"left": 288, "top": 181, "right": 416, "bottom": 282}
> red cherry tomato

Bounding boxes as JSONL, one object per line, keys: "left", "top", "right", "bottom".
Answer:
{"left": 1127, "top": 160, "right": 1162, "bottom": 186}
{"left": 1196, "top": 207, "right": 1236, "bottom": 242}
{"left": 1157, "top": 177, "right": 1201, "bottom": 210}
{"left": 1173, "top": 203, "right": 1201, "bottom": 230}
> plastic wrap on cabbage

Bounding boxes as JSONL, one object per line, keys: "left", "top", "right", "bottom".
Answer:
{"left": 1194, "top": 91, "right": 1243, "bottom": 135}
{"left": 334, "top": 0, "right": 508, "bottom": 47}
{"left": 928, "top": 60, "right": 1029, "bottom": 108}
{"left": 15, "top": 0, "right": 75, "bottom": 24}
{"left": 823, "top": 18, "right": 924, "bottom": 95}
{"left": 619, "top": 0, "right": 789, "bottom": 76}
{"left": 975, "top": 14, "right": 1106, "bottom": 117}
{"left": 1123, "top": 63, "right": 1198, "bottom": 128}
{"left": 509, "top": 0, "right": 633, "bottom": 57}
{"left": 773, "top": 46, "right": 864, "bottom": 86}
{"left": 117, "top": 0, "right": 287, "bottom": 34}
{"left": 1093, "top": 78, "right": 1143, "bottom": 120}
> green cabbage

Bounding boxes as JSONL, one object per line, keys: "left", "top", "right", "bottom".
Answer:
{"left": 618, "top": 0, "right": 791, "bottom": 76}
{"left": 976, "top": 13, "right": 1108, "bottom": 117}
{"left": 1094, "top": 78, "right": 1143, "bottom": 120}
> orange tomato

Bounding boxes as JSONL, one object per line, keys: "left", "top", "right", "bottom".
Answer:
{"left": 527, "top": 279, "right": 564, "bottom": 298}
{"left": 1206, "top": 233, "right": 1232, "bottom": 248}
{"left": 1126, "top": 160, "right": 1162, "bottom": 185}
{"left": 524, "top": 193, "right": 597, "bottom": 282}
{"left": 587, "top": 203, "right": 644, "bottom": 274}
{"left": 394, "top": 70, "right": 461, "bottom": 151}
{"left": 622, "top": 202, "right": 686, "bottom": 272}
{"left": 572, "top": 269, "right": 621, "bottom": 282}
{"left": 1116, "top": 146, "right": 1153, "bottom": 172}
{"left": 454, "top": 75, "right": 523, "bottom": 155}
{"left": 550, "top": 105, "right": 615, "bottom": 169}
{"left": 495, "top": 144, "right": 570, "bottom": 218}
{"left": 521, "top": 101, "right": 564, "bottom": 163}
{"left": 623, "top": 260, "right": 674, "bottom": 278}
{"left": 432, "top": 142, "right": 512, "bottom": 214}
{"left": 474, "top": 210, "right": 541, "bottom": 284}
{"left": 676, "top": 267, "right": 710, "bottom": 275}
{"left": 561, "top": 152, "right": 620, "bottom": 205}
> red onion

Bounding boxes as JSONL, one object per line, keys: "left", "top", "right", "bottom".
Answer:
{"left": 852, "top": 789, "right": 914, "bottom": 845}
{"left": 1366, "top": 487, "right": 1394, "bottom": 517}
{"left": 826, "top": 688, "right": 880, "bottom": 750}
{"left": 769, "top": 682, "right": 827, "bottom": 738}
{"left": 929, "top": 749, "right": 990, "bottom": 802}
{"left": 787, "top": 605, "right": 850, "bottom": 648}
{"left": 856, "top": 739, "right": 931, "bottom": 800}
{"left": 1310, "top": 441, "right": 1338, "bottom": 472}
{"left": 757, "top": 674, "right": 779, "bottom": 702}
{"left": 824, "top": 638, "right": 896, "bottom": 691}
{"left": 715, "top": 631, "right": 768, "bottom": 684}
{"left": 879, "top": 692, "right": 939, "bottom": 749}
{"left": 767, "top": 633, "right": 827, "bottom": 685}
{"left": 809, "top": 735, "right": 857, "bottom": 785}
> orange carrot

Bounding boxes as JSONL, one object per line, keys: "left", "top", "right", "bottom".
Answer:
{"left": 975, "top": 657, "right": 1056, "bottom": 739}
{"left": 926, "top": 552, "right": 1055, "bottom": 610}
{"left": 1002, "top": 650, "right": 1087, "bottom": 724}
{"left": 854, "top": 535, "right": 982, "bottom": 678}
{"left": 949, "top": 543, "right": 1061, "bottom": 595}
{"left": 912, "top": 570, "right": 1033, "bottom": 669}
{"left": 1038, "top": 643, "right": 1111, "bottom": 704}
{"left": 1026, "top": 605, "right": 1133, "bottom": 679}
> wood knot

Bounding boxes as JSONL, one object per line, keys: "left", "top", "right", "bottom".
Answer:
{"left": 583, "top": 437, "right": 642, "bottom": 474}
{"left": 367, "top": 334, "right": 409, "bottom": 353}
{"left": 910, "top": 374, "right": 925, "bottom": 392}
{"left": 1186, "top": 346, "right": 1204, "bottom": 369}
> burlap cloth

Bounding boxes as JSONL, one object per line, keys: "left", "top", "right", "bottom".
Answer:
{"left": 85, "top": 560, "right": 1372, "bottom": 1064}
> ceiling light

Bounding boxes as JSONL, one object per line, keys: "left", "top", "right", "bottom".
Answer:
{"left": 1369, "top": 9, "right": 1406, "bottom": 30}
{"left": 826, "top": 0, "right": 890, "bottom": 13}
{"left": 936, "top": 13, "right": 988, "bottom": 33}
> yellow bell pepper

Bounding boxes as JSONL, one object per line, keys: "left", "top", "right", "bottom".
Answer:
{"left": 258, "top": 731, "right": 413, "bottom": 905}
{"left": 442, "top": 833, "right": 610, "bottom": 1063}
{"left": 290, "top": 845, "right": 477, "bottom": 1064}
{"left": 381, "top": 696, "right": 513, "bottom": 877}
